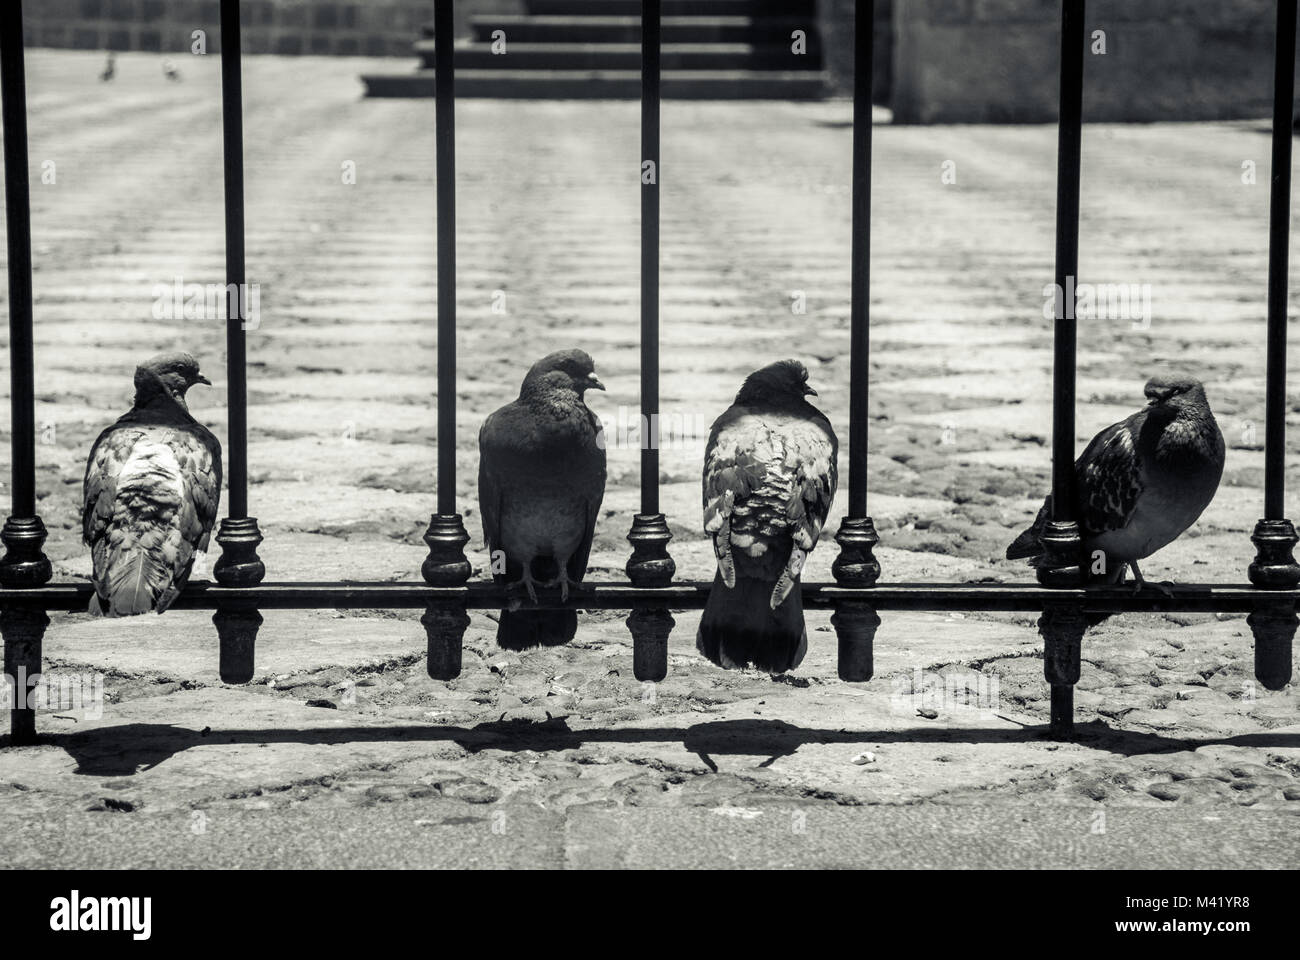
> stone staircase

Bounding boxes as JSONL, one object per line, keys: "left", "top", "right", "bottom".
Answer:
{"left": 361, "top": 0, "right": 826, "bottom": 99}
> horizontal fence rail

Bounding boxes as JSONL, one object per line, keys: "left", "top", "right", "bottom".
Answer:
{"left": 3, "top": 581, "right": 1300, "bottom": 614}
{"left": 2, "top": 0, "right": 1298, "bottom": 749}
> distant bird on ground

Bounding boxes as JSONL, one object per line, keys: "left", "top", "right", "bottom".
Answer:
{"left": 83, "top": 353, "right": 221, "bottom": 616}
{"left": 99, "top": 51, "right": 115, "bottom": 82}
{"left": 478, "top": 349, "right": 607, "bottom": 649}
{"left": 698, "top": 360, "right": 837, "bottom": 673}
{"left": 163, "top": 58, "right": 182, "bottom": 82}
{"left": 1007, "top": 374, "right": 1224, "bottom": 587}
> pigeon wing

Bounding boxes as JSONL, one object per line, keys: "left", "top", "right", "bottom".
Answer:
{"left": 565, "top": 405, "right": 607, "bottom": 582}
{"left": 83, "top": 424, "right": 127, "bottom": 551}
{"left": 155, "top": 423, "right": 222, "bottom": 610}
{"left": 703, "top": 405, "right": 837, "bottom": 602}
{"left": 1075, "top": 414, "right": 1143, "bottom": 538}
{"left": 178, "top": 423, "right": 221, "bottom": 550}
{"left": 1007, "top": 412, "right": 1144, "bottom": 559}
{"left": 703, "top": 405, "right": 758, "bottom": 588}
{"left": 478, "top": 407, "right": 521, "bottom": 584}
{"left": 771, "top": 411, "right": 838, "bottom": 605}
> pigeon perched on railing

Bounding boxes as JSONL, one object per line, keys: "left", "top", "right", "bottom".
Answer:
{"left": 1007, "top": 374, "right": 1225, "bottom": 587}
{"left": 82, "top": 353, "right": 221, "bottom": 616}
{"left": 698, "top": 360, "right": 838, "bottom": 673}
{"left": 478, "top": 349, "right": 607, "bottom": 649}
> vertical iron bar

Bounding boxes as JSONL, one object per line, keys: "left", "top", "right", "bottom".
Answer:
{"left": 1035, "top": 0, "right": 1086, "bottom": 593}
{"left": 213, "top": 0, "right": 264, "bottom": 588}
{"left": 422, "top": 0, "right": 471, "bottom": 590}
{"left": 626, "top": 0, "right": 674, "bottom": 592}
{"left": 1040, "top": 0, "right": 1088, "bottom": 739}
{"left": 832, "top": 2, "right": 880, "bottom": 589}
{"left": 1265, "top": 0, "right": 1296, "bottom": 521}
{"left": 1, "top": 2, "right": 50, "bottom": 742}
{"left": 436, "top": 0, "right": 456, "bottom": 517}
{"left": 847, "top": 0, "right": 872, "bottom": 521}
{"left": 640, "top": 0, "right": 660, "bottom": 517}
{"left": 1249, "top": 4, "right": 1300, "bottom": 620}
{"left": 1, "top": 3, "right": 33, "bottom": 521}
{"left": 1050, "top": 0, "right": 1084, "bottom": 531}
{"left": 0, "top": 0, "right": 50, "bottom": 591}
{"left": 221, "top": 0, "right": 247, "bottom": 520}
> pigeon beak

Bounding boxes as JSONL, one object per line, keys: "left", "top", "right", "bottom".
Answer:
{"left": 195, "top": 374, "right": 212, "bottom": 386}
{"left": 803, "top": 385, "right": 818, "bottom": 397}
{"left": 587, "top": 373, "right": 605, "bottom": 391}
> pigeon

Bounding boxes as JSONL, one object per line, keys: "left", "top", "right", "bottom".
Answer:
{"left": 1007, "top": 374, "right": 1224, "bottom": 587}
{"left": 478, "top": 349, "right": 607, "bottom": 649}
{"left": 698, "top": 359, "right": 838, "bottom": 673}
{"left": 99, "top": 51, "right": 115, "bottom": 82}
{"left": 82, "top": 353, "right": 222, "bottom": 616}
{"left": 163, "top": 58, "right": 182, "bottom": 82}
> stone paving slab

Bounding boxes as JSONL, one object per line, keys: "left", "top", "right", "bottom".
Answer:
{"left": 43, "top": 611, "right": 429, "bottom": 683}
{"left": 1, "top": 803, "right": 1294, "bottom": 870}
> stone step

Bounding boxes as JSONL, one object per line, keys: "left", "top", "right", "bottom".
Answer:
{"left": 360, "top": 68, "right": 828, "bottom": 100}
{"left": 467, "top": 14, "right": 807, "bottom": 45}
{"left": 413, "top": 40, "right": 821, "bottom": 72}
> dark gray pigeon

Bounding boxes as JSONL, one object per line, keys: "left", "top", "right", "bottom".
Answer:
{"left": 478, "top": 349, "right": 607, "bottom": 649}
{"left": 698, "top": 360, "right": 837, "bottom": 673}
{"left": 1007, "top": 374, "right": 1224, "bottom": 586}
{"left": 83, "top": 353, "right": 221, "bottom": 616}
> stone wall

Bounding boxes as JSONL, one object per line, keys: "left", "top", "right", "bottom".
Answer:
{"left": 891, "top": 0, "right": 1295, "bottom": 123}
{"left": 817, "top": 0, "right": 893, "bottom": 102}
{"left": 21, "top": 0, "right": 522, "bottom": 57}
{"left": 24, "top": 0, "right": 1294, "bottom": 121}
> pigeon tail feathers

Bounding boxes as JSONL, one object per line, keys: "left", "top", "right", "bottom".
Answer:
{"left": 99, "top": 545, "right": 172, "bottom": 617}
{"left": 1006, "top": 500, "right": 1049, "bottom": 560}
{"left": 697, "top": 570, "right": 807, "bottom": 674}
{"left": 496, "top": 608, "right": 578, "bottom": 650}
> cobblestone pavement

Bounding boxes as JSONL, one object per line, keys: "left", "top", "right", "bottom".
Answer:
{"left": 0, "top": 51, "right": 1298, "bottom": 867}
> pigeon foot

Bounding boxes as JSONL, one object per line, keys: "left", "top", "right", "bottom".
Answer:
{"left": 505, "top": 574, "right": 539, "bottom": 605}
{"left": 1128, "top": 561, "right": 1176, "bottom": 597}
{"left": 541, "top": 565, "right": 587, "bottom": 603}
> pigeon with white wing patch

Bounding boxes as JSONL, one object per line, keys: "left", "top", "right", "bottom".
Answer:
{"left": 83, "top": 353, "right": 222, "bottom": 616}
{"left": 698, "top": 360, "right": 838, "bottom": 673}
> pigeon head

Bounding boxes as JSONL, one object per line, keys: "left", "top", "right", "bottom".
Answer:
{"left": 735, "top": 359, "right": 818, "bottom": 406}
{"left": 1144, "top": 374, "right": 1207, "bottom": 414}
{"left": 521, "top": 349, "right": 605, "bottom": 400}
{"left": 134, "top": 352, "right": 211, "bottom": 410}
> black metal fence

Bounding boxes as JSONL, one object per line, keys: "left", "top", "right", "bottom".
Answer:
{"left": 2, "top": 0, "right": 1297, "bottom": 748}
